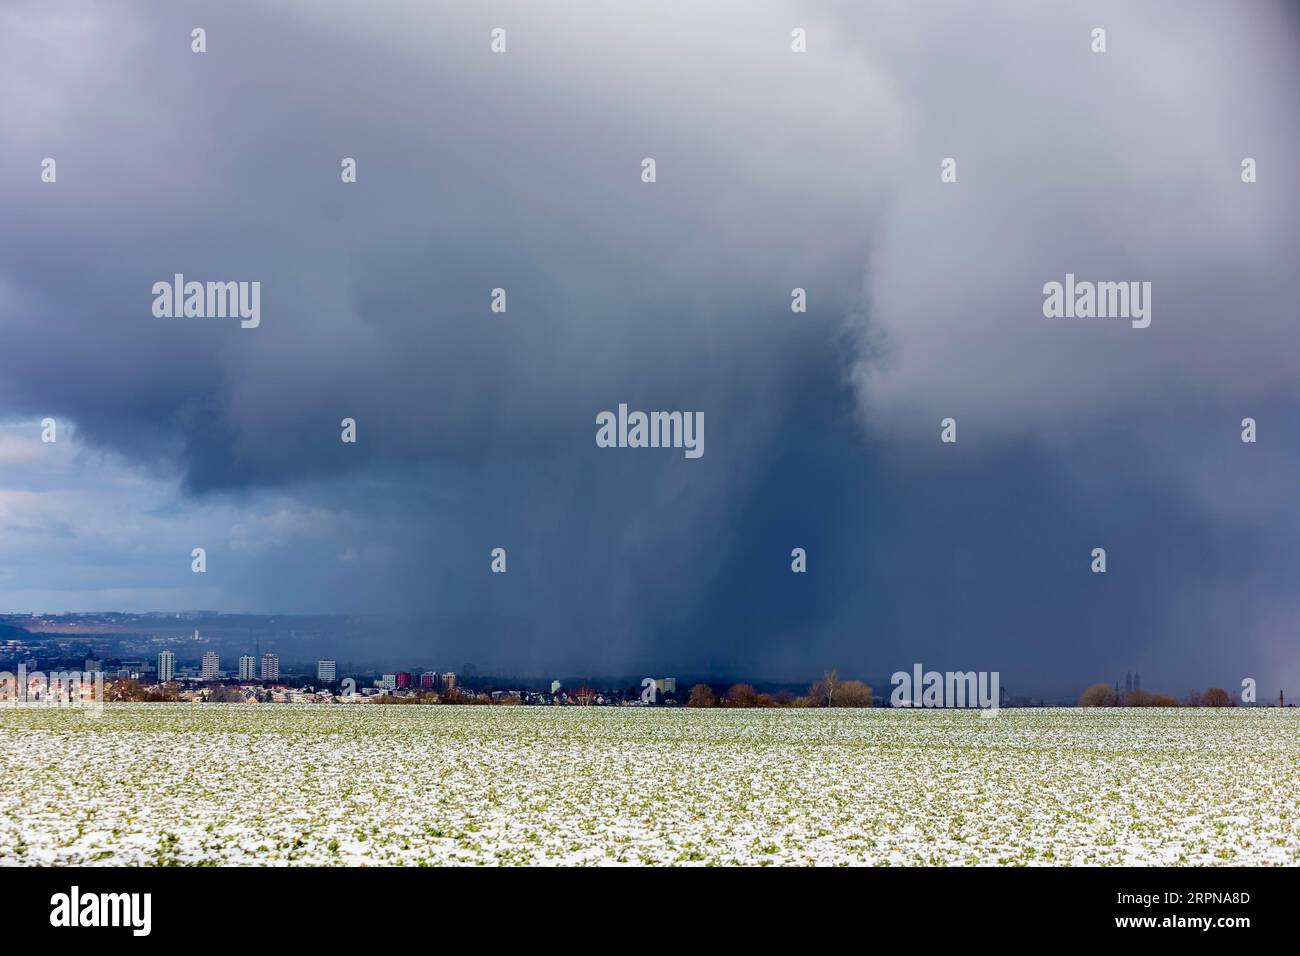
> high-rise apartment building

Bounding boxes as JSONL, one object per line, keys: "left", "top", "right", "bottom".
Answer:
{"left": 238, "top": 656, "right": 256, "bottom": 681}
{"left": 317, "top": 660, "right": 336, "bottom": 682}
{"left": 260, "top": 653, "right": 279, "bottom": 681}
{"left": 158, "top": 651, "right": 175, "bottom": 683}
{"left": 201, "top": 651, "right": 220, "bottom": 680}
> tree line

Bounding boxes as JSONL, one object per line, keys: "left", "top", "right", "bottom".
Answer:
{"left": 1078, "top": 684, "right": 1234, "bottom": 707}
{"left": 686, "top": 670, "right": 874, "bottom": 708}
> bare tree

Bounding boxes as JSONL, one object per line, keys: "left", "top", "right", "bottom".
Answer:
{"left": 725, "top": 683, "right": 758, "bottom": 708}
{"left": 687, "top": 683, "right": 716, "bottom": 708}
{"left": 808, "top": 669, "right": 840, "bottom": 707}
{"left": 822, "top": 669, "right": 839, "bottom": 706}
{"left": 104, "top": 678, "right": 145, "bottom": 702}
{"left": 1202, "top": 687, "right": 1231, "bottom": 708}
{"left": 1078, "top": 683, "right": 1118, "bottom": 707}
{"left": 836, "top": 680, "right": 873, "bottom": 708}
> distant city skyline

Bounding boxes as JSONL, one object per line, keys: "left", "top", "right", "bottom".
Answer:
{"left": 3, "top": 608, "right": 1290, "bottom": 701}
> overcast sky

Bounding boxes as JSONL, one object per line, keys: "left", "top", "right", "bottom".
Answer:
{"left": 1, "top": 1, "right": 1297, "bottom": 693}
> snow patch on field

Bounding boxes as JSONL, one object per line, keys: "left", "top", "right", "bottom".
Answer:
{"left": 0, "top": 706, "right": 1295, "bottom": 865}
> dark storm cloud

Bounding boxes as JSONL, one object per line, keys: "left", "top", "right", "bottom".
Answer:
{"left": 0, "top": 1, "right": 1296, "bottom": 693}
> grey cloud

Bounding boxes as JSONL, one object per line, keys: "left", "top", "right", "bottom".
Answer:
{"left": 0, "top": 1, "right": 1295, "bottom": 692}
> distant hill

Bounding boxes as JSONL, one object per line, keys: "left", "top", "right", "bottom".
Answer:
{"left": 0, "top": 620, "right": 33, "bottom": 640}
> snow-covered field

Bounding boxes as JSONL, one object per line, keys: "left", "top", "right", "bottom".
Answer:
{"left": 0, "top": 704, "right": 1295, "bottom": 865}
